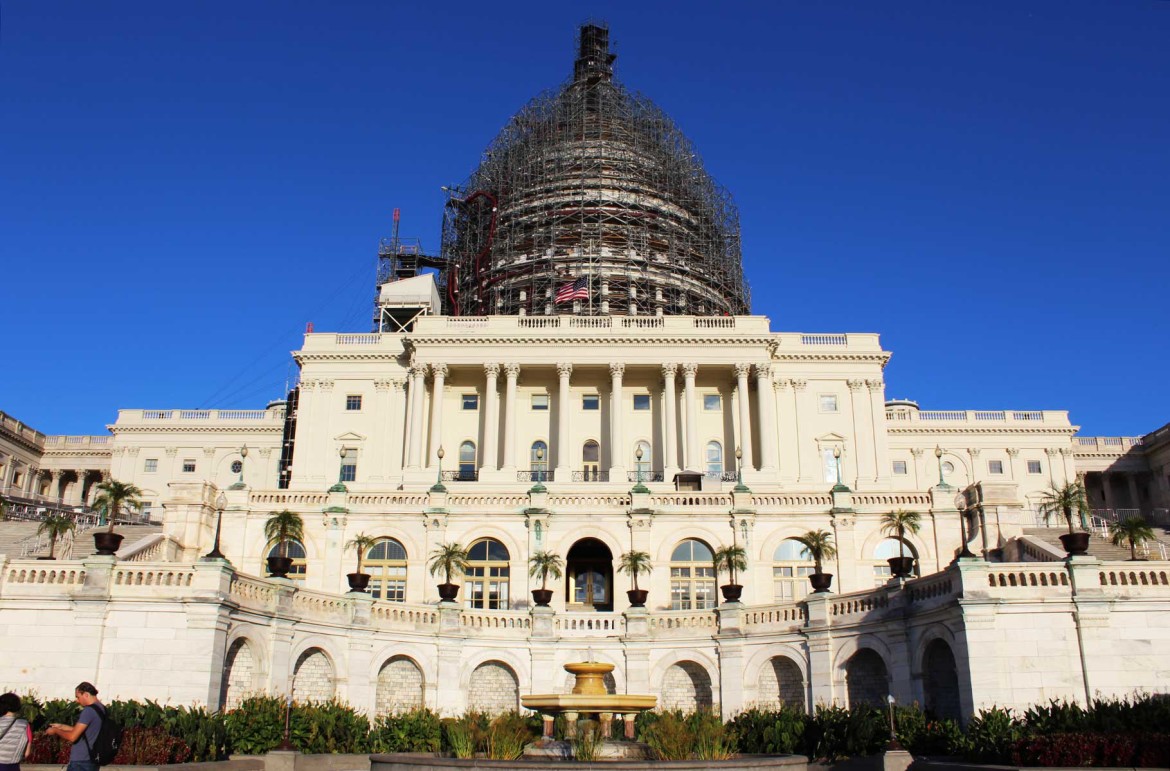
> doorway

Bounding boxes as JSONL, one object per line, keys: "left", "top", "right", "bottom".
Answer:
{"left": 566, "top": 538, "right": 614, "bottom": 612}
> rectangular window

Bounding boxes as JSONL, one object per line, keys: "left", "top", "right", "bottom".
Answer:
{"left": 988, "top": 460, "right": 1004, "bottom": 475}
{"left": 345, "top": 394, "right": 362, "bottom": 411}
{"left": 822, "top": 448, "right": 840, "bottom": 484}
{"left": 819, "top": 394, "right": 839, "bottom": 413}
{"left": 462, "top": 394, "right": 479, "bottom": 410}
{"left": 582, "top": 394, "right": 599, "bottom": 410}
{"left": 703, "top": 394, "right": 721, "bottom": 411}
{"left": 340, "top": 462, "right": 357, "bottom": 482}
{"left": 144, "top": 458, "right": 158, "bottom": 473}
{"left": 182, "top": 459, "right": 196, "bottom": 473}
{"left": 1027, "top": 460, "right": 1042, "bottom": 474}
{"left": 633, "top": 394, "right": 651, "bottom": 411}
{"left": 531, "top": 394, "right": 549, "bottom": 410}
{"left": 892, "top": 460, "right": 907, "bottom": 475}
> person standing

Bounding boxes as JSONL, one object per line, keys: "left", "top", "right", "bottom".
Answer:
{"left": 0, "top": 693, "right": 32, "bottom": 771}
{"left": 44, "top": 683, "right": 103, "bottom": 771}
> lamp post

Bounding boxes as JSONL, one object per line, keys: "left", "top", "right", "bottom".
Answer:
{"left": 229, "top": 445, "right": 249, "bottom": 490}
{"left": 202, "top": 492, "right": 228, "bottom": 561}
{"left": 934, "top": 445, "right": 950, "bottom": 488}
{"left": 955, "top": 495, "right": 976, "bottom": 559}
{"left": 834, "top": 446, "right": 843, "bottom": 487}
{"left": 886, "top": 694, "right": 904, "bottom": 751}
{"left": 733, "top": 446, "right": 750, "bottom": 493}
{"left": 330, "top": 447, "right": 349, "bottom": 492}
{"left": 529, "top": 446, "right": 547, "bottom": 492}
{"left": 632, "top": 446, "right": 649, "bottom": 493}
{"left": 431, "top": 447, "right": 447, "bottom": 493}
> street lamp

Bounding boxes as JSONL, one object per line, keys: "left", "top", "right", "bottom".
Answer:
{"left": 329, "top": 447, "right": 349, "bottom": 492}
{"left": 934, "top": 445, "right": 950, "bottom": 488}
{"left": 886, "top": 694, "right": 904, "bottom": 751}
{"left": 202, "top": 492, "right": 228, "bottom": 561}
{"left": 431, "top": 447, "right": 447, "bottom": 493}
{"left": 954, "top": 492, "right": 976, "bottom": 559}
{"left": 833, "top": 446, "right": 843, "bottom": 487}
{"left": 733, "top": 446, "right": 750, "bottom": 493}
{"left": 229, "top": 445, "right": 249, "bottom": 490}
{"left": 632, "top": 445, "right": 649, "bottom": 493}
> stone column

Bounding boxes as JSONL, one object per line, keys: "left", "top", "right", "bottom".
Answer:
{"left": 662, "top": 363, "right": 679, "bottom": 478}
{"left": 370, "top": 379, "right": 393, "bottom": 482}
{"left": 388, "top": 379, "right": 406, "bottom": 476}
{"left": 910, "top": 447, "right": 925, "bottom": 490}
{"left": 502, "top": 363, "right": 520, "bottom": 472}
{"left": 73, "top": 470, "right": 90, "bottom": 505}
{"left": 407, "top": 364, "right": 426, "bottom": 469}
{"left": 867, "top": 379, "right": 890, "bottom": 485}
{"left": 682, "top": 363, "right": 699, "bottom": 471}
{"left": 734, "top": 364, "right": 754, "bottom": 472}
{"left": 755, "top": 364, "right": 777, "bottom": 473}
{"left": 1126, "top": 474, "right": 1141, "bottom": 510}
{"left": 26, "top": 467, "right": 39, "bottom": 496}
{"left": 1006, "top": 447, "right": 1020, "bottom": 482}
{"left": 428, "top": 363, "right": 448, "bottom": 469}
{"left": 792, "top": 380, "right": 814, "bottom": 484}
{"left": 775, "top": 379, "right": 798, "bottom": 483}
{"left": 482, "top": 363, "right": 500, "bottom": 472}
{"left": 1101, "top": 472, "right": 1115, "bottom": 513}
{"left": 556, "top": 363, "right": 572, "bottom": 477}
{"left": 402, "top": 376, "right": 415, "bottom": 471}
{"left": 847, "top": 379, "right": 869, "bottom": 488}
{"left": 49, "top": 470, "right": 62, "bottom": 501}
{"left": 609, "top": 362, "right": 626, "bottom": 477}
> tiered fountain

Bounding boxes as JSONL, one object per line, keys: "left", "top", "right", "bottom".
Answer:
{"left": 522, "top": 658, "right": 657, "bottom": 746}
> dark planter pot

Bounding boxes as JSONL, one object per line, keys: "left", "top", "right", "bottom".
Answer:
{"left": 267, "top": 556, "right": 294, "bottom": 578}
{"left": 1060, "top": 532, "right": 1091, "bottom": 556}
{"left": 93, "top": 531, "right": 124, "bottom": 556}
{"left": 720, "top": 583, "right": 743, "bottom": 602}
{"left": 437, "top": 582, "right": 461, "bottom": 601}
{"left": 626, "top": 589, "right": 649, "bottom": 607}
{"left": 346, "top": 572, "right": 371, "bottom": 592}
{"left": 809, "top": 572, "right": 834, "bottom": 593}
{"left": 531, "top": 588, "right": 554, "bottom": 607}
{"left": 887, "top": 556, "right": 916, "bottom": 578}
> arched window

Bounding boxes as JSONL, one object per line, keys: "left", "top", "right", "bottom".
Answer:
{"left": 531, "top": 441, "right": 549, "bottom": 482}
{"left": 670, "top": 539, "right": 716, "bottom": 610}
{"left": 265, "top": 540, "right": 307, "bottom": 581}
{"left": 706, "top": 441, "right": 723, "bottom": 479}
{"left": 366, "top": 538, "right": 407, "bottom": 601}
{"left": 872, "top": 538, "right": 919, "bottom": 585}
{"left": 582, "top": 440, "right": 600, "bottom": 481}
{"left": 466, "top": 538, "right": 510, "bottom": 609}
{"left": 458, "top": 441, "right": 476, "bottom": 481}
{"left": 773, "top": 538, "right": 815, "bottom": 600}
{"left": 634, "top": 440, "right": 652, "bottom": 478}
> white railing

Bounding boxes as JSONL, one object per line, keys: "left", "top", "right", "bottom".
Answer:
{"left": 445, "top": 317, "right": 489, "bottom": 328}
{"left": 800, "top": 334, "right": 847, "bottom": 345}
{"left": 568, "top": 317, "right": 612, "bottom": 328}
{"left": 974, "top": 411, "right": 1005, "bottom": 421}
{"left": 336, "top": 333, "right": 381, "bottom": 345}
{"left": 920, "top": 411, "right": 968, "bottom": 421}
{"left": 886, "top": 409, "right": 1065, "bottom": 425}
{"left": 620, "top": 317, "right": 664, "bottom": 329}
{"left": 694, "top": 317, "right": 735, "bottom": 328}
{"left": 1074, "top": 436, "right": 1144, "bottom": 452}
{"left": 518, "top": 317, "right": 561, "bottom": 329}
{"left": 124, "top": 409, "right": 280, "bottom": 422}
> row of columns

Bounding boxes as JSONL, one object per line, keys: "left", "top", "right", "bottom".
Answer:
{"left": 0, "top": 464, "right": 97, "bottom": 505}
{"left": 400, "top": 361, "right": 790, "bottom": 477}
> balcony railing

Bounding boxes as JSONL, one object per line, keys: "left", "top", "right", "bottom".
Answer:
{"left": 704, "top": 471, "right": 738, "bottom": 482}
{"left": 440, "top": 470, "right": 478, "bottom": 482}
{"left": 627, "top": 471, "right": 665, "bottom": 483}
{"left": 517, "top": 470, "right": 554, "bottom": 483}
{"left": 571, "top": 470, "right": 609, "bottom": 482}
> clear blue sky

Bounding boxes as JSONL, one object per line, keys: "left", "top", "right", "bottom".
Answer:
{"left": 2, "top": 1, "right": 1167, "bottom": 437}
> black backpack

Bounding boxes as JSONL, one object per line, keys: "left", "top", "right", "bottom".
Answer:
{"left": 82, "top": 704, "right": 124, "bottom": 766}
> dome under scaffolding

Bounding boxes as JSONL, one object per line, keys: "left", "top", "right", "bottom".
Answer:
{"left": 435, "top": 23, "right": 751, "bottom": 318}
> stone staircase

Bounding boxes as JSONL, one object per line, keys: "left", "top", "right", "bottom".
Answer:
{"left": 0, "top": 521, "right": 164, "bottom": 560}
{"left": 1023, "top": 527, "right": 1170, "bottom": 561}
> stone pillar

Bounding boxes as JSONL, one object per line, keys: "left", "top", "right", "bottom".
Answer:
{"left": 775, "top": 379, "right": 798, "bottom": 483}
{"left": 755, "top": 364, "right": 777, "bottom": 473}
{"left": 49, "top": 470, "right": 62, "bottom": 501}
{"left": 846, "top": 380, "right": 870, "bottom": 488}
{"left": 481, "top": 363, "right": 500, "bottom": 472}
{"left": 388, "top": 379, "right": 406, "bottom": 477}
{"left": 427, "top": 363, "right": 448, "bottom": 469}
{"left": 609, "top": 362, "right": 626, "bottom": 477}
{"left": 867, "top": 379, "right": 890, "bottom": 486}
{"left": 682, "top": 363, "right": 699, "bottom": 471}
{"left": 662, "top": 363, "right": 679, "bottom": 479}
{"left": 370, "top": 380, "right": 393, "bottom": 482}
{"left": 804, "top": 593, "right": 835, "bottom": 707}
{"left": 407, "top": 364, "right": 427, "bottom": 469}
{"left": 734, "top": 364, "right": 754, "bottom": 472}
{"left": 73, "top": 470, "right": 90, "bottom": 505}
{"left": 1006, "top": 447, "right": 1020, "bottom": 482}
{"left": 715, "top": 633, "right": 746, "bottom": 719}
{"left": 1126, "top": 474, "right": 1141, "bottom": 510}
{"left": 556, "top": 362, "right": 572, "bottom": 476}
{"left": 830, "top": 511, "right": 858, "bottom": 593}
{"left": 792, "top": 380, "right": 814, "bottom": 484}
{"left": 1101, "top": 472, "right": 1115, "bottom": 512}
{"left": 502, "top": 363, "right": 520, "bottom": 472}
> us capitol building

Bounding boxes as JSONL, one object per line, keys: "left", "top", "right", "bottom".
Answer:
{"left": 2, "top": 26, "right": 1168, "bottom": 721}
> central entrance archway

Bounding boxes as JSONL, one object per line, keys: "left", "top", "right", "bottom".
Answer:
{"left": 566, "top": 538, "right": 613, "bottom": 612}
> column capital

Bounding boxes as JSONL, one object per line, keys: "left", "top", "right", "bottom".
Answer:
{"left": 318, "top": 379, "right": 335, "bottom": 392}
{"left": 754, "top": 363, "right": 772, "bottom": 379}
{"left": 1006, "top": 447, "right": 1020, "bottom": 457}
{"left": 556, "top": 362, "right": 574, "bottom": 378}
{"left": 774, "top": 378, "right": 791, "bottom": 391}
{"left": 409, "top": 362, "right": 428, "bottom": 378}
{"left": 733, "top": 363, "right": 752, "bottom": 379}
{"left": 865, "top": 378, "right": 884, "bottom": 392}
{"left": 910, "top": 447, "right": 924, "bottom": 457}
{"left": 609, "top": 362, "right": 625, "bottom": 378}
{"left": 484, "top": 362, "right": 501, "bottom": 378}
{"left": 299, "top": 379, "right": 317, "bottom": 392}
{"left": 791, "top": 378, "right": 808, "bottom": 391}
{"left": 504, "top": 362, "right": 521, "bottom": 378}
{"left": 164, "top": 446, "right": 178, "bottom": 457}
{"left": 373, "top": 379, "right": 394, "bottom": 392}
{"left": 847, "top": 379, "right": 865, "bottom": 392}
{"left": 390, "top": 378, "right": 406, "bottom": 392}
{"left": 661, "top": 362, "right": 678, "bottom": 379}
{"left": 1044, "top": 447, "right": 1060, "bottom": 457}
{"left": 1059, "top": 447, "right": 1072, "bottom": 456}
{"left": 681, "top": 362, "right": 699, "bottom": 378}
{"left": 968, "top": 447, "right": 982, "bottom": 458}
{"left": 430, "top": 363, "right": 449, "bottom": 379}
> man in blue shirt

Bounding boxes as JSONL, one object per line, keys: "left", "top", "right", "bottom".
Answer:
{"left": 45, "top": 682, "right": 103, "bottom": 771}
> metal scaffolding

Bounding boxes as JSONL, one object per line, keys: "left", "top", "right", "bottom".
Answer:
{"left": 437, "top": 23, "right": 751, "bottom": 318}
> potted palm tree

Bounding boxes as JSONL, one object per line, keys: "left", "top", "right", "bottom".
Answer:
{"left": 428, "top": 542, "right": 469, "bottom": 602}
{"left": 880, "top": 509, "right": 921, "bottom": 578}
{"left": 618, "top": 550, "right": 653, "bottom": 607}
{"left": 264, "top": 510, "right": 305, "bottom": 578}
{"left": 528, "top": 550, "right": 564, "bottom": 607}
{"left": 345, "top": 532, "right": 377, "bottom": 592}
{"left": 1109, "top": 516, "right": 1156, "bottom": 561}
{"left": 795, "top": 529, "right": 838, "bottom": 593}
{"left": 89, "top": 479, "right": 143, "bottom": 555}
{"left": 1039, "top": 481, "right": 1092, "bottom": 555}
{"left": 37, "top": 514, "right": 76, "bottom": 560}
{"left": 713, "top": 544, "right": 748, "bottom": 602}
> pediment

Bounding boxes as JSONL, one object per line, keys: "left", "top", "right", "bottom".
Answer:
{"left": 333, "top": 432, "right": 367, "bottom": 442}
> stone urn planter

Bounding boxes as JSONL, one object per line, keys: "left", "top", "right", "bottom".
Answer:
{"left": 720, "top": 583, "right": 743, "bottom": 602}
{"left": 266, "top": 556, "right": 294, "bottom": 578}
{"left": 437, "top": 582, "right": 461, "bottom": 601}
{"left": 531, "top": 588, "right": 553, "bottom": 607}
{"left": 626, "top": 589, "right": 649, "bottom": 607}
{"left": 887, "top": 556, "right": 916, "bottom": 578}
{"left": 93, "top": 531, "right": 124, "bottom": 556}
{"left": 809, "top": 572, "right": 834, "bottom": 593}
{"left": 346, "top": 572, "right": 371, "bottom": 592}
{"left": 1060, "top": 532, "right": 1091, "bottom": 556}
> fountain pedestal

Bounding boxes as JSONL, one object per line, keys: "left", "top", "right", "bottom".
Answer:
{"left": 521, "top": 660, "right": 657, "bottom": 741}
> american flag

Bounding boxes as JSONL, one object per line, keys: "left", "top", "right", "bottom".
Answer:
{"left": 554, "top": 277, "right": 589, "bottom": 304}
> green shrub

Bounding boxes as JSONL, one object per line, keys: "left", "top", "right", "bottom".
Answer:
{"left": 965, "top": 706, "right": 1023, "bottom": 764}
{"left": 483, "top": 711, "right": 532, "bottom": 760}
{"left": 292, "top": 700, "right": 371, "bottom": 754}
{"left": 571, "top": 720, "right": 602, "bottom": 761}
{"left": 441, "top": 714, "right": 480, "bottom": 758}
{"left": 224, "top": 695, "right": 286, "bottom": 754}
{"left": 640, "top": 710, "right": 694, "bottom": 760}
{"left": 729, "top": 705, "right": 807, "bottom": 754}
{"left": 369, "top": 707, "right": 441, "bottom": 753}
{"left": 805, "top": 704, "right": 887, "bottom": 761}
{"left": 691, "top": 710, "right": 736, "bottom": 760}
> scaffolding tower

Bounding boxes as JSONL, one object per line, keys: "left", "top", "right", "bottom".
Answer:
{"left": 438, "top": 23, "right": 751, "bottom": 318}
